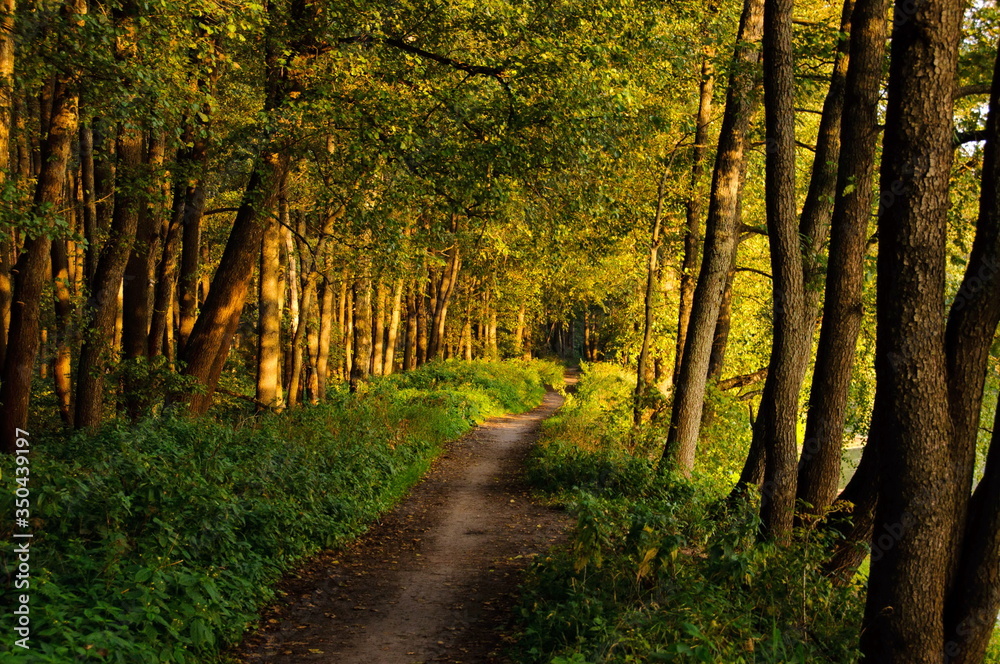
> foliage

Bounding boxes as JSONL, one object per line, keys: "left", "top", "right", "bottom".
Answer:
{"left": 0, "top": 361, "right": 548, "bottom": 663}
{"left": 515, "top": 363, "right": 865, "bottom": 663}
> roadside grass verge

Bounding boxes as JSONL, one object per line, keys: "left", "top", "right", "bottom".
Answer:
{"left": 515, "top": 362, "right": 865, "bottom": 663}
{"left": 0, "top": 359, "right": 561, "bottom": 663}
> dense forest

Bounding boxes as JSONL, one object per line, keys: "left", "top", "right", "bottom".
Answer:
{"left": 2, "top": 0, "right": 1000, "bottom": 661}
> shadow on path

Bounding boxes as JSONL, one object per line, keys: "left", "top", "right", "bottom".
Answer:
{"left": 232, "top": 390, "right": 570, "bottom": 664}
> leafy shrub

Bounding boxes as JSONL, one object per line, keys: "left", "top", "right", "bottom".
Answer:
{"left": 516, "top": 362, "right": 864, "bottom": 663}
{"left": 0, "top": 360, "right": 552, "bottom": 663}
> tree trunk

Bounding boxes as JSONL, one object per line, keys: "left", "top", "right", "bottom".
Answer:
{"left": 754, "top": 0, "right": 805, "bottom": 543}
{"left": 256, "top": 214, "right": 282, "bottom": 410}
{"left": 121, "top": 134, "right": 165, "bottom": 419}
{"left": 427, "top": 242, "right": 460, "bottom": 361}
{"left": 149, "top": 165, "right": 186, "bottom": 357}
{"left": 797, "top": 0, "right": 886, "bottom": 515}
{"left": 177, "top": 181, "right": 205, "bottom": 350}
{"left": 488, "top": 306, "right": 498, "bottom": 359}
{"left": 738, "top": 0, "right": 852, "bottom": 513}
{"left": 0, "top": 71, "right": 79, "bottom": 452}
{"left": 941, "top": 35, "right": 1000, "bottom": 664}
{"left": 706, "top": 266, "right": 735, "bottom": 381}
{"left": 371, "top": 280, "right": 386, "bottom": 375}
{"left": 315, "top": 275, "right": 336, "bottom": 398}
{"left": 860, "top": 0, "right": 962, "bottom": 657}
{"left": 75, "top": 127, "right": 144, "bottom": 429}
{"left": 662, "top": 0, "right": 763, "bottom": 473}
{"left": 673, "top": 48, "right": 715, "bottom": 386}
{"left": 350, "top": 275, "right": 372, "bottom": 391}
{"left": 79, "top": 121, "right": 98, "bottom": 282}
{"left": 635, "top": 170, "right": 668, "bottom": 424}
{"left": 383, "top": 278, "right": 403, "bottom": 374}
{"left": 404, "top": 280, "right": 417, "bottom": 371}
{"left": 51, "top": 239, "right": 73, "bottom": 426}
{"left": 181, "top": 150, "right": 290, "bottom": 414}
{"left": 0, "top": 0, "right": 15, "bottom": 371}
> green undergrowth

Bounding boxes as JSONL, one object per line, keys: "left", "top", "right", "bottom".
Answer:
{"left": 516, "top": 362, "right": 864, "bottom": 663}
{"left": 0, "top": 359, "right": 561, "bottom": 664}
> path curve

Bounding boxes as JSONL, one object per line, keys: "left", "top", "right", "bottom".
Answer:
{"left": 233, "top": 390, "right": 570, "bottom": 664}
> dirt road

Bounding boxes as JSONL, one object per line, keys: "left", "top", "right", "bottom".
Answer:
{"left": 233, "top": 390, "right": 570, "bottom": 664}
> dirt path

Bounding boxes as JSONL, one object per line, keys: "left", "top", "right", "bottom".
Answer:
{"left": 232, "top": 390, "right": 571, "bottom": 664}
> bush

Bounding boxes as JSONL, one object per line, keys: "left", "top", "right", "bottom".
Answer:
{"left": 516, "top": 362, "right": 865, "bottom": 663}
{"left": 0, "top": 360, "right": 553, "bottom": 663}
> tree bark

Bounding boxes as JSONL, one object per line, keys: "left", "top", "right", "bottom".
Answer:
{"left": 181, "top": 151, "right": 290, "bottom": 414}
{"left": 674, "top": 49, "right": 715, "bottom": 386}
{"left": 121, "top": 134, "right": 165, "bottom": 419}
{"left": 177, "top": 181, "right": 205, "bottom": 350}
{"left": 754, "top": 0, "right": 805, "bottom": 543}
{"left": 0, "top": 69, "right": 79, "bottom": 453}
{"left": 350, "top": 275, "right": 372, "bottom": 391}
{"left": 860, "top": 0, "right": 962, "bottom": 658}
{"left": 662, "top": 0, "right": 763, "bottom": 473}
{"left": 404, "top": 280, "right": 418, "bottom": 370}
{"left": 75, "top": 127, "right": 144, "bottom": 429}
{"left": 635, "top": 170, "right": 668, "bottom": 424}
{"left": 706, "top": 264, "right": 735, "bottom": 381}
{"left": 427, "top": 241, "right": 460, "bottom": 361}
{"left": 79, "top": 121, "right": 98, "bottom": 282}
{"left": 371, "top": 280, "right": 386, "bottom": 375}
{"left": 383, "top": 278, "right": 403, "bottom": 374}
{"left": 149, "top": 164, "right": 186, "bottom": 357}
{"left": 51, "top": 239, "right": 73, "bottom": 426}
{"left": 315, "top": 274, "right": 336, "bottom": 398}
{"left": 798, "top": 0, "right": 886, "bottom": 515}
{"left": 256, "top": 213, "right": 282, "bottom": 409}
{"left": 0, "top": 0, "right": 15, "bottom": 371}
{"left": 941, "top": 35, "right": 1000, "bottom": 664}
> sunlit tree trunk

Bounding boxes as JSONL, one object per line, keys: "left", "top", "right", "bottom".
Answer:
{"left": 635, "top": 170, "right": 667, "bottom": 424}
{"left": 350, "top": 274, "right": 372, "bottom": 391}
{"left": 662, "top": 0, "right": 763, "bottom": 473}
{"left": 404, "top": 280, "right": 418, "bottom": 370}
{"left": 427, "top": 242, "right": 461, "bottom": 361}
{"left": 51, "top": 239, "right": 73, "bottom": 426}
{"left": 371, "top": 280, "right": 386, "bottom": 375}
{"left": 0, "top": 0, "right": 16, "bottom": 371}
{"left": 737, "top": 0, "right": 851, "bottom": 508}
{"left": 383, "top": 278, "right": 403, "bottom": 374}
{"left": 256, "top": 214, "right": 282, "bottom": 410}
{"left": 316, "top": 275, "right": 336, "bottom": 398}
{"left": 1, "top": 11, "right": 82, "bottom": 452}
{"left": 673, "top": 48, "right": 715, "bottom": 386}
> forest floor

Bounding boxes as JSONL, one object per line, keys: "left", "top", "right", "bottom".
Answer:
{"left": 230, "top": 385, "right": 572, "bottom": 664}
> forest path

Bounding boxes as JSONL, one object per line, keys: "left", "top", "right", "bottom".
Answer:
{"left": 232, "top": 386, "right": 572, "bottom": 664}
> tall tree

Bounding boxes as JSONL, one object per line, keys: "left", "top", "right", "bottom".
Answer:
{"left": 0, "top": 3, "right": 82, "bottom": 453}
{"left": 256, "top": 214, "right": 282, "bottom": 409}
{"left": 753, "top": 0, "right": 803, "bottom": 542}
{"left": 673, "top": 48, "right": 715, "bottom": 386}
{"left": 797, "top": 0, "right": 887, "bottom": 515}
{"left": 662, "top": 0, "right": 763, "bottom": 473}
{"left": 860, "top": 0, "right": 962, "bottom": 657}
{"left": 74, "top": 126, "right": 143, "bottom": 429}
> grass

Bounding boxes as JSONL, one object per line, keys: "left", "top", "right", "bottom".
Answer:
{"left": 0, "top": 359, "right": 562, "bottom": 663}
{"left": 514, "top": 362, "right": 865, "bottom": 663}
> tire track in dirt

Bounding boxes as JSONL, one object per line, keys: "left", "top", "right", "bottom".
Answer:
{"left": 232, "top": 389, "right": 570, "bottom": 664}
